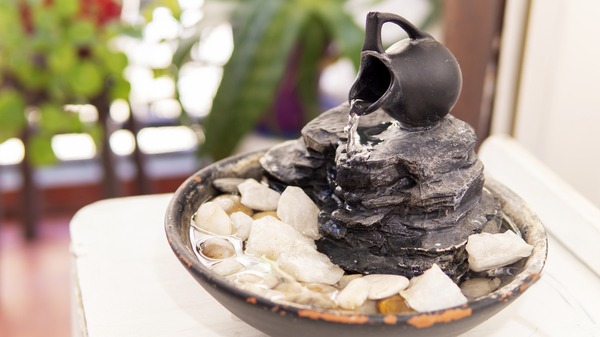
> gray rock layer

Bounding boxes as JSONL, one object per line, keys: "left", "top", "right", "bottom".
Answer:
{"left": 260, "top": 103, "right": 500, "bottom": 281}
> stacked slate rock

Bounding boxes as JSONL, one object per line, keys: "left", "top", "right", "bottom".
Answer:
{"left": 260, "top": 103, "right": 501, "bottom": 282}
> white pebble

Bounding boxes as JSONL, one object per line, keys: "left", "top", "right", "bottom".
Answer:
{"left": 193, "top": 201, "right": 233, "bottom": 235}
{"left": 277, "top": 186, "right": 321, "bottom": 239}
{"left": 213, "top": 177, "right": 245, "bottom": 193}
{"left": 211, "top": 258, "right": 244, "bottom": 276}
{"left": 277, "top": 243, "right": 344, "bottom": 285}
{"left": 304, "top": 283, "right": 338, "bottom": 294}
{"left": 245, "top": 216, "right": 315, "bottom": 260}
{"left": 466, "top": 231, "right": 533, "bottom": 272}
{"left": 400, "top": 264, "right": 467, "bottom": 312}
{"left": 460, "top": 277, "right": 501, "bottom": 299}
{"left": 362, "top": 274, "right": 410, "bottom": 300}
{"left": 199, "top": 237, "right": 235, "bottom": 259}
{"left": 337, "top": 274, "right": 363, "bottom": 289}
{"left": 230, "top": 211, "right": 253, "bottom": 240}
{"left": 233, "top": 272, "right": 280, "bottom": 289}
{"left": 273, "top": 281, "right": 305, "bottom": 295}
{"left": 285, "top": 291, "right": 337, "bottom": 310}
{"left": 237, "top": 179, "right": 280, "bottom": 211}
{"left": 211, "top": 194, "right": 253, "bottom": 216}
{"left": 238, "top": 283, "right": 285, "bottom": 301}
{"left": 336, "top": 277, "right": 370, "bottom": 310}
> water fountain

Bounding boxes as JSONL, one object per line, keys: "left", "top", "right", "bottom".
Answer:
{"left": 165, "top": 11, "right": 547, "bottom": 337}
{"left": 261, "top": 12, "right": 501, "bottom": 281}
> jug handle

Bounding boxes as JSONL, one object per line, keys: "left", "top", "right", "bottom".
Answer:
{"left": 362, "top": 12, "right": 431, "bottom": 53}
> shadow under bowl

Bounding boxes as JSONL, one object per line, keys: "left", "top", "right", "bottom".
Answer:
{"left": 164, "top": 150, "right": 548, "bottom": 337}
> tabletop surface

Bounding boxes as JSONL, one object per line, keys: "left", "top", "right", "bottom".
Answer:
{"left": 70, "top": 136, "right": 600, "bottom": 337}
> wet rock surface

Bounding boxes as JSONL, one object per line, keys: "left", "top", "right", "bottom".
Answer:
{"left": 261, "top": 104, "right": 502, "bottom": 281}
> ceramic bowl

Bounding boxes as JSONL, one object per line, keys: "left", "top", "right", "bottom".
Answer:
{"left": 164, "top": 150, "right": 548, "bottom": 337}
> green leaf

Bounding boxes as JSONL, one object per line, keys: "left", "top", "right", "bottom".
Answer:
{"left": 53, "top": 0, "right": 79, "bottom": 18}
{"left": 109, "top": 77, "right": 131, "bottom": 101}
{"left": 0, "top": 90, "right": 26, "bottom": 142}
{"left": 422, "top": 0, "right": 443, "bottom": 31}
{"left": 48, "top": 43, "right": 77, "bottom": 74}
{"left": 32, "top": 6, "right": 60, "bottom": 39}
{"left": 103, "top": 51, "right": 129, "bottom": 76}
{"left": 141, "top": 0, "right": 182, "bottom": 22}
{"left": 0, "top": 3, "right": 24, "bottom": 45}
{"left": 296, "top": 15, "right": 328, "bottom": 125}
{"left": 47, "top": 76, "right": 69, "bottom": 102}
{"left": 201, "top": 0, "right": 308, "bottom": 160}
{"left": 28, "top": 133, "right": 57, "bottom": 166}
{"left": 171, "top": 35, "right": 198, "bottom": 69}
{"left": 94, "top": 44, "right": 128, "bottom": 76}
{"left": 7, "top": 46, "right": 31, "bottom": 73}
{"left": 315, "top": 1, "right": 364, "bottom": 70}
{"left": 68, "top": 61, "right": 104, "bottom": 98}
{"left": 39, "top": 103, "right": 81, "bottom": 134}
{"left": 67, "top": 19, "right": 97, "bottom": 45}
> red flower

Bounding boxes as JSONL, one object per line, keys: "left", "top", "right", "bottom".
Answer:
{"left": 80, "top": 0, "right": 122, "bottom": 25}
{"left": 19, "top": 0, "right": 122, "bottom": 33}
{"left": 18, "top": 1, "right": 34, "bottom": 33}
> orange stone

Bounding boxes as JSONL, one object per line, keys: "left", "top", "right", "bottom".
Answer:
{"left": 376, "top": 295, "right": 415, "bottom": 314}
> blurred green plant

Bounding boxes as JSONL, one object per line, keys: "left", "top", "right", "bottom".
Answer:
{"left": 0, "top": 0, "right": 129, "bottom": 166}
{"left": 168, "top": 0, "right": 441, "bottom": 161}
{"left": 194, "top": 0, "right": 365, "bottom": 161}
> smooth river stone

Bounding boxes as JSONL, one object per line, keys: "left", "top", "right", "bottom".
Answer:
{"left": 336, "top": 277, "right": 370, "bottom": 310}
{"left": 213, "top": 177, "right": 246, "bottom": 194}
{"left": 199, "top": 237, "right": 235, "bottom": 259}
{"left": 337, "top": 274, "right": 363, "bottom": 289}
{"left": 211, "top": 258, "right": 244, "bottom": 276}
{"left": 400, "top": 264, "right": 467, "bottom": 312}
{"left": 194, "top": 201, "right": 233, "bottom": 235}
{"left": 460, "top": 277, "right": 501, "bottom": 299}
{"left": 362, "top": 274, "right": 410, "bottom": 300}
{"left": 238, "top": 179, "right": 281, "bottom": 211}
{"left": 466, "top": 231, "right": 533, "bottom": 272}
{"left": 233, "top": 272, "right": 280, "bottom": 289}
{"left": 284, "top": 291, "right": 338, "bottom": 310}
{"left": 230, "top": 211, "right": 253, "bottom": 241}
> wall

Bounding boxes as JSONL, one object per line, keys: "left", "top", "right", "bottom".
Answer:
{"left": 494, "top": 0, "right": 600, "bottom": 208}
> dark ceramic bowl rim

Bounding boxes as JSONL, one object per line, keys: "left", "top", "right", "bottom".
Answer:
{"left": 164, "top": 149, "right": 548, "bottom": 332}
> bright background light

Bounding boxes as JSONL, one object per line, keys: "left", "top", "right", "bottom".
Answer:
{"left": 51, "top": 134, "right": 97, "bottom": 161}
{"left": 0, "top": 138, "right": 25, "bottom": 165}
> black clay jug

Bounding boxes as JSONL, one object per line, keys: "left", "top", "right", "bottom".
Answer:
{"left": 349, "top": 12, "right": 462, "bottom": 128}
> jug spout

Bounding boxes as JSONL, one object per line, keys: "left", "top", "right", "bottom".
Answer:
{"left": 348, "top": 52, "right": 393, "bottom": 116}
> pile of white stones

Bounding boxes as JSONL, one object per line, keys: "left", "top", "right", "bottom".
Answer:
{"left": 192, "top": 178, "right": 534, "bottom": 313}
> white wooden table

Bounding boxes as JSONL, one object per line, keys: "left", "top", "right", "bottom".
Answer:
{"left": 70, "top": 135, "right": 600, "bottom": 337}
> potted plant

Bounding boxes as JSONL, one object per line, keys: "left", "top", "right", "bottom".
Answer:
{"left": 0, "top": 0, "right": 129, "bottom": 165}
{"left": 191, "top": 0, "right": 363, "bottom": 161}
{"left": 0, "top": 0, "right": 129, "bottom": 238}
